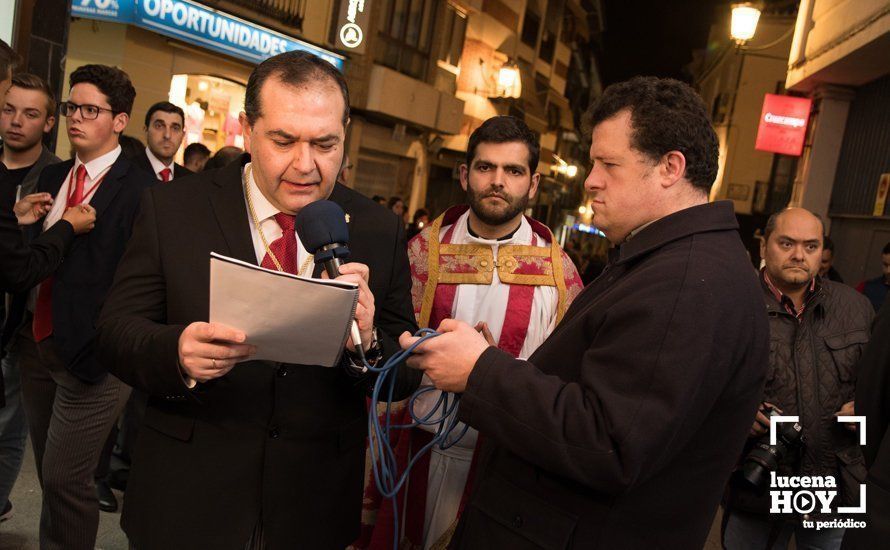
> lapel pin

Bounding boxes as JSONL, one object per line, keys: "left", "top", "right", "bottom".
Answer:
{"left": 345, "top": 213, "right": 351, "bottom": 224}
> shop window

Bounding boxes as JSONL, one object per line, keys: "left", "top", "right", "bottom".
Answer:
{"left": 438, "top": 3, "right": 467, "bottom": 68}
{"left": 375, "top": 0, "right": 439, "bottom": 79}
{"left": 169, "top": 74, "right": 246, "bottom": 155}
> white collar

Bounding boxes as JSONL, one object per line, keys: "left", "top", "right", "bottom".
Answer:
{"left": 244, "top": 162, "right": 282, "bottom": 223}
{"left": 145, "top": 146, "right": 173, "bottom": 177}
{"left": 74, "top": 145, "right": 122, "bottom": 180}
{"left": 456, "top": 210, "right": 532, "bottom": 245}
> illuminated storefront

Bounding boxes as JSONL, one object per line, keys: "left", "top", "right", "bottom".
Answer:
{"left": 61, "top": 0, "right": 343, "bottom": 157}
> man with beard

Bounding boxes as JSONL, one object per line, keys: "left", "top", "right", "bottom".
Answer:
{"left": 398, "top": 77, "right": 770, "bottom": 549}
{"left": 356, "top": 116, "right": 582, "bottom": 549}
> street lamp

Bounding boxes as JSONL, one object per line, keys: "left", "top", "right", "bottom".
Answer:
{"left": 730, "top": 3, "right": 762, "bottom": 44}
{"left": 497, "top": 62, "right": 521, "bottom": 99}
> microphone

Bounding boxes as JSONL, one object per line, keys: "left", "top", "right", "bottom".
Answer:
{"left": 295, "top": 200, "right": 365, "bottom": 357}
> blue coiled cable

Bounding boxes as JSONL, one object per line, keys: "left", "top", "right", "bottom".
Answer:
{"left": 364, "top": 328, "right": 469, "bottom": 549}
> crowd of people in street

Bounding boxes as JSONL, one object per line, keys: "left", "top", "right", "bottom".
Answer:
{"left": 1, "top": 36, "right": 889, "bottom": 550}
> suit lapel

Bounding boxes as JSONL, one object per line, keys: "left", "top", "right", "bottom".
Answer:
{"left": 135, "top": 150, "right": 154, "bottom": 175}
{"left": 209, "top": 158, "right": 257, "bottom": 264}
{"left": 89, "top": 156, "right": 128, "bottom": 217}
{"left": 173, "top": 162, "right": 191, "bottom": 179}
{"left": 28, "top": 161, "right": 73, "bottom": 242}
{"left": 40, "top": 159, "right": 74, "bottom": 198}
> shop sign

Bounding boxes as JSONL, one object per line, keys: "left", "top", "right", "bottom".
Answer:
{"left": 754, "top": 94, "right": 812, "bottom": 157}
{"left": 335, "top": 0, "right": 371, "bottom": 54}
{"left": 71, "top": 0, "right": 345, "bottom": 69}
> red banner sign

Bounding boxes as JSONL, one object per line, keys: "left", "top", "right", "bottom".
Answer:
{"left": 754, "top": 94, "right": 812, "bottom": 156}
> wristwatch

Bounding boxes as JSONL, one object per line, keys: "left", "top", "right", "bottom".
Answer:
{"left": 345, "top": 327, "right": 382, "bottom": 372}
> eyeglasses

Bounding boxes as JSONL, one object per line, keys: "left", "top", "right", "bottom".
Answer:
{"left": 61, "top": 101, "right": 117, "bottom": 120}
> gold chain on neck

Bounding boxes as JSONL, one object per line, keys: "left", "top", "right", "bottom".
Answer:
{"left": 243, "top": 164, "right": 314, "bottom": 276}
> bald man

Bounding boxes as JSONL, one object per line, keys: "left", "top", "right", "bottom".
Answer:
{"left": 723, "top": 208, "right": 873, "bottom": 550}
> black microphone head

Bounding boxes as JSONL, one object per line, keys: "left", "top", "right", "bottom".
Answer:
{"left": 295, "top": 200, "right": 350, "bottom": 261}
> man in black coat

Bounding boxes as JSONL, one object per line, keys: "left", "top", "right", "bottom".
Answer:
{"left": 131, "top": 101, "right": 192, "bottom": 182}
{"left": 96, "top": 51, "right": 419, "bottom": 549}
{"left": 401, "top": 76, "right": 770, "bottom": 549}
{"left": 0, "top": 194, "right": 93, "bottom": 294}
{"left": 843, "top": 305, "right": 890, "bottom": 548}
{"left": 0, "top": 192, "right": 95, "bottom": 411}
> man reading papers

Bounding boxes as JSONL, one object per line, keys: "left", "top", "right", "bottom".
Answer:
{"left": 97, "top": 51, "right": 419, "bottom": 549}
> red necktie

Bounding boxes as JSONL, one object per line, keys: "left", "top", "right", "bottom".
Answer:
{"left": 159, "top": 168, "right": 171, "bottom": 182}
{"left": 33, "top": 164, "right": 88, "bottom": 341}
{"left": 260, "top": 213, "right": 299, "bottom": 275}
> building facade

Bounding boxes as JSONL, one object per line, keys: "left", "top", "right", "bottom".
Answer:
{"left": 7, "top": 0, "right": 599, "bottom": 232}
{"left": 785, "top": 0, "right": 890, "bottom": 284}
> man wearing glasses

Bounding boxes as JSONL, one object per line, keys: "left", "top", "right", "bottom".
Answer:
{"left": 14, "top": 64, "right": 155, "bottom": 550}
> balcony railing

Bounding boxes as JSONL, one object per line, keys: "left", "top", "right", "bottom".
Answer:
{"left": 212, "top": 0, "right": 306, "bottom": 31}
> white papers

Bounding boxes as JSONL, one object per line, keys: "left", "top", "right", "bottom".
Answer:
{"left": 209, "top": 252, "right": 359, "bottom": 366}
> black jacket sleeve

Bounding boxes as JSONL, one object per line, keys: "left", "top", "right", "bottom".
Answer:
{"left": 0, "top": 206, "right": 76, "bottom": 294}
{"left": 457, "top": 261, "right": 740, "bottom": 494}
{"left": 96, "top": 189, "right": 190, "bottom": 398}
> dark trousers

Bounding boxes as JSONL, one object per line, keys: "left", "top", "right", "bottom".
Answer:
{"left": 18, "top": 330, "right": 130, "bottom": 550}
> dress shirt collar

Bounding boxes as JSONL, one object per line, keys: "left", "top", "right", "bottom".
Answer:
{"left": 145, "top": 146, "right": 173, "bottom": 178}
{"left": 244, "top": 162, "right": 283, "bottom": 223}
{"left": 74, "top": 145, "right": 121, "bottom": 181}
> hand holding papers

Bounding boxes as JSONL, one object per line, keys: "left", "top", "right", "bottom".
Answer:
{"left": 209, "top": 253, "right": 360, "bottom": 366}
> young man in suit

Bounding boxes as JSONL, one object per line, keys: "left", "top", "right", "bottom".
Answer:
{"left": 134, "top": 101, "right": 192, "bottom": 182}
{"left": 97, "top": 51, "right": 419, "bottom": 549}
{"left": 15, "top": 64, "right": 155, "bottom": 550}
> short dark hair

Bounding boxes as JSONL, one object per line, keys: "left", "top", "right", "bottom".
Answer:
{"left": 585, "top": 76, "right": 718, "bottom": 192}
{"left": 204, "top": 146, "right": 243, "bottom": 171}
{"left": 119, "top": 134, "right": 146, "bottom": 159}
{"left": 144, "top": 101, "right": 185, "bottom": 127}
{"left": 823, "top": 235, "right": 835, "bottom": 253}
{"left": 466, "top": 116, "right": 540, "bottom": 172}
{"left": 244, "top": 50, "right": 349, "bottom": 126}
{"left": 10, "top": 73, "right": 56, "bottom": 116}
{"left": 184, "top": 142, "right": 211, "bottom": 163}
{"left": 0, "top": 39, "right": 19, "bottom": 78}
{"left": 387, "top": 196, "right": 403, "bottom": 209}
{"left": 883, "top": 242, "right": 890, "bottom": 255}
{"left": 69, "top": 64, "right": 136, "bottom": 115}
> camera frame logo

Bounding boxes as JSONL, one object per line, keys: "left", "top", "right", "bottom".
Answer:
{"left": 768, "top": 415, "right": 867, "bottom": 530}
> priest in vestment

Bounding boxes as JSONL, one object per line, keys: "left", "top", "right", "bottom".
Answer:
{"left": 354, "top": 116, "right": 582, "bottom": 550}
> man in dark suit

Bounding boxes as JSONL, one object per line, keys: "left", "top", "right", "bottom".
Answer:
{"left": 402, "top": 77, "right": 770, "bottom": 549}
{"left": 15, "top": 64, "right": 155, "bottom": 550}
{"left": 132, "top": 100, "right": 192, "bottom": 182}
{"left": 97, "top": 51, "right": 419, "bottom": 549}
